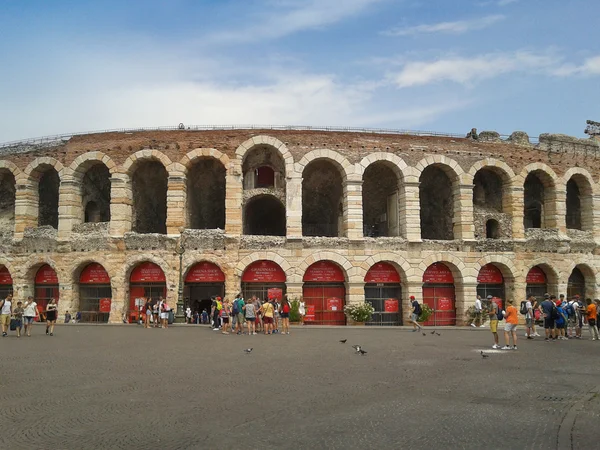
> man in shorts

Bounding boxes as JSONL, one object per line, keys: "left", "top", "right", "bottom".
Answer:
{"left": 502, "top": 299, "right": 518, "bottom": 350}
{"left": 0, "top": 294, "right": 13, "bottom": 337}
{"left": 409, "top": 296, "right": 422, "bottom": 332}
{"left": 488, "top": 299, "right": 500, "bottom": 349}
{"left": 541, "top": 294, "right": 557, "bottom": 342}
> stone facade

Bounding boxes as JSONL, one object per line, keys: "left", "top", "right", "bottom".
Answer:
{"left": 0, "top": 129, "right": 599, "bottom": 325}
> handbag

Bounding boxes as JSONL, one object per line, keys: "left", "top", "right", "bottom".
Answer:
{"left": 10, "top": 318, "right": 18, "bottom": 331}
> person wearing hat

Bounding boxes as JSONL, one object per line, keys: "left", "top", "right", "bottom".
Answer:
{"left": 408, "top": 296, "right": 423, "bottom": 332}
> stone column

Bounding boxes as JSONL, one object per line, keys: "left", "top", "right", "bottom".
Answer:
{"left": 286, "top": 177, "right": 302, "bottom": 238}
{"left": 108, "top": 284, "right": 127, "bottom": 324}
{"left": 510, "top": 186, "right": 525, "bottom": 239}
{"left": 14, "top": 181, "right": 38, "bottom": 239}
{"left": 588, "top": 194, "right": 600, "bottom": 241}
{"left": 404, "top": 281, "right": 423, "bottom": 321}
{"left": 457, "top": 282, "right": 478, "bottom": 326}
{"left": 225, "top": 164, "right": 243, "bottom": 235}
{"left": 346, "top": 282, "right": 365, "bottom": 305}
{"left": 57, "top": 284, "right": 75, "bottom": 319}
{"left": 285, "top": 282, "right": 303, "bottom": 301}
{"left": 553, "top": 188, "right": 567, "bottom": 233}
{"left": 402, "top": 181, "right": 421, "bottom": 242}
{"left": 454, "top": 184, "right": 475, "bottom": 240}
{"left": 109, "top": 173, "right": 132, "bottom": 237}
{"left": 166, "top": 173, "right": 186, "bottom": 236}
{"left": 344, "top": 178, "right": 363, "bottom": 239}
{"left": 57, "top": 175, "right": 81, "bottom": 240}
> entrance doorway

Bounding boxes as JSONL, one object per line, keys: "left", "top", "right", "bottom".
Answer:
{"left": 422, "top": 263, "right": 456, "bottom": 326}
{"left": 241, "top": 260, "right": 287, "bottom": 303}
{"left": 567, "top": 267, "right": 585, "bottom": 299}
{"left": 364, "top": 262, "right": 402, "bottom": 326}
{"left": 477, "top": 264, "right": 505, "bottom": 311}
{"left": 35, "top": 265, "right": 59, "bottom": 322}
{"left": 79, "top": 263, "right": 111, "bottom": 323}
{"left": 129, "top": 262, "right": 167, "bottom": 323}
{"left": 184, "top": 262, "right": 225, "bottom": 317}
{"left": 526, "top": 266, "right": 548, "bottom": 304}
{"left": 302, "top": 261, "right": 346, "bottom": 325}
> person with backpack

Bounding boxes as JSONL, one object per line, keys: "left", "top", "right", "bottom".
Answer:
{"left": 555, "top": 300, "right": 568, "bottom": 340}
{"left": 408, "top": 296, "right": 422, "bottom": 332}
{"left": 280, "top": 296, "right": 291, "bottom": 335}
{"left": 487, "top": 299, "right": 501, "bottom": 349}
{"left": 524, "top": 295, "right": 535, "bottom": 340}
{"left": 540, "top": 294, "right": 557, "bottom": 342}
{"left": 233, "top": 294, "right": 245, "bottom": 335}
{"left": 566, "top": 297, "right": 578, "bottom": 339}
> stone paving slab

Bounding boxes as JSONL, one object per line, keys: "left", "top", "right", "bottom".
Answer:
{"left": 1, "top": 324, "right": 598, "bottom": 449}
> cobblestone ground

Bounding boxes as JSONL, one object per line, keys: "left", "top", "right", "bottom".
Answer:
{"left": 1, "top": 324, "right": 599, "bottom": 450}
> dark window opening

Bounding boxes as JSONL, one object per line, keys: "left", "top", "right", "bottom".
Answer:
{"left": 255, "top": 166, "right": 275, "bottom": 188}
{"left": 132, "top": 161, "right": 168, "bottom": 234}
{"left": 566, "top": 179, "right": 582, "bottom": 230}
{"left": 420, "top": 166, "right": 453, "bottom": 240}
{"left": 524, "top": 173, "right": 545, "bottom": 230}
{"left": 82, "top": 164, "right": 111, "bottom": 223}
{"left": 486, "top": 219, "right": 500, "bottom": 239}
{"left": 302, "top": 160, "right": 343, "bottom": 237}
{"left": 38, "top": 168, "right": 60, "bottom": 228}
{"left": 567, "top": 267, "right": 585, "bottom": 299}
{"left": 187, "top": 159, "right": 226, "bottom": 229}
{"left": 244, "top": 195, "right": 286, "bottom": 236}
{"left": 473, "top": 169, "right": 503, "bottom": 212}
{"left": 0, "top": 170, "right": 16, "bottom": 233}
{"left": 363, "top": 163, "right": 400, "bottom": 237}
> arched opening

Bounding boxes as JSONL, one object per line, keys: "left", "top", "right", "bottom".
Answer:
{"left": 242, "top": 147, "right": 285, "bottom": 190}
{"left": 0, "top": 265, "right": 13, "bottom": 298}
{"left": 132, "top": 160, "right": 168, "bottom": 234}
{"left": 477, "top": 264, "right": 505, "bottom": 313}
{"left": 302, "top": 261, "right": 346, "bottom": 325}
{"left": 35, "top": 264, "right": 59, "bottom": 321}
{"left": 566, "top": 179, "right": 581, "bottom": 230}
{"left": 526, "top": 266, "right": 548, "bottom": 303}
{"left": 302, "top": 160, "right": 344, "bottom": 237}
{"left": 364, "top": 262, "right": 402, "bottom": 326}
{"left": 486, "top": 219, "right": 500, "bottom": 239}
{"left": 0, "top": 170, "right": 15, "bottom": 235}
{"left": 184, "top": 262, "right": 225, "bottom": 319}
{"left": 82, "top": 164, "right": 111, "bottom": 223}
{"left": 473, "top": 168, "right": 511, "bottom": 239}
{"left": 420, "top": 166, "right": 454, "bottom": 240}
{"left": 241, "top": 260, "right": 286, "bottom": 304}
{"left": 128, "top": 262, "right": 167, "bottom": 324}
{"left": 567, "top": 267, "right": 585, "bottom": 299}
{"left": 422, "top": 263, "right": 456, "bottom": 326}
{"left": 566, "top": 175, "right": 593, "bottom": 231}
{"left": 524, "top": 171, "right": 555, "bottom": 230}
{"left": 78, "top": 263, "right": 111, "bottom": 323}
{"left": 255, "top": 166, "right": 275, "bottom": 188}
{"left": 244, "top": 195, "right": 286, "bottom": 236}
{"left": 473, "top": 169, "right": 503, "bottom": 212}
{"left": 362, "top": 162, "right": 401, "bottom": 237}
{"left": 38, "top": 168, "right": 60, "bottom": 228}
{"left": 187, "top": 158, "right": 226, "bottom": 230}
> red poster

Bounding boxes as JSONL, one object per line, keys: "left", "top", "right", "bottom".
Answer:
{"left": 526, "top": 266, "right": 547, "bottom": 284}
{"left": 185, "top": 262, "right": 225, "bottom": 283}
{"left": 438, "top": 297, "right": 453, "bottom": 311}
{"left": 365, "top": 263, "right": 401, "bottom": 283}
{"left": 303, "top": 261, "right": 345, "bottom": 283}
{"left": 384, "top": 298, "right": 399, "bottom": 312}
{"left": 268, "top": 288, "right": 283, "bottom": 300}
{"left": 327, "top": 297, "right": 342, "bottom": 311}
{"left": 0, "top": 266, "right": 12, "bottom": 285}
{"left": 477, "top": 264, "right": 503, "bottom": 284}
{"left": 99, "top": 298, "right": 112, "bottom": 313}
{"left": 492, "top": 297, "right": 503, "bottom": 311}
{"left": 242, "top": 260, "right": 286, "bottom": 283}
{"left": 80, "top": 263, "right": 110, "bottom": 284}
{"left": 130, "top": 262, "right": 166, "bottom": 283}
{"left": 423, "top": 263, "right": 454, "bottom": 284}
{"left": 305, "top": 304, "right": 315, "bottom": 321}
{"left": 35, "top": 264, "right": 59, "bottom": 284}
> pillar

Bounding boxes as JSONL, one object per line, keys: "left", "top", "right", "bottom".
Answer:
{"left": 286, "top": 177, "right": 302, "bottom": 238}
{"left": 109, "top": 173, "right": 132, "bottom": 237}
{"left": 402, "top": 180, "right": 421, "bottom": 242}
{"left": 554, "top": 188, "right": 567, "bottom": 233}
{"left": 57, "top": 175, "right": 81, "bottom": 240}
{"left": 108, "top": 284, "right": 126, "bottom": 324}
{"left": 454, "top": 184, "right": 475, "bottom": 240}
{"left": 166, "top": 173, "right": 186, "bottom": 236}
{"left": 225, "top": 165, "right": 243, "bottom": 235}
{"left": 13, "top": 181, "right": 38, "bottom": 239}
{"left": 510, "top": 186, "right": 525, "bottom": 239}
{"left": 57, "top": 284, "right": 75, "bottom": 319}
{"left": 344, "top": 178, "right": 363, "bottom": 239}
{"left": 285, "top": 282, "right": 303, "bottom": 301}
{"left": 405, "top": 281, "right": 423, "bottom": 320}
{"left": 457, "top": 282, "right": 478, "bottom": 326}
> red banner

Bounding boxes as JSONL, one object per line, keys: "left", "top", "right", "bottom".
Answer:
{"left": 365, "top": 262, "right": 401, "bottom": 283}
{"left": 327, "top": 297, "right": 342, "bottom": 311}
{"left": 526, "top": 266, "right": 547, "bottom": 284}
{"left": 477, "top": 264, "right": 504, "bottom": 284}
{"left": 242, "top": 260, "right": 286, "bottom": 283}
{"left": 130, "top": 262, "right": 166, "bottom": 283}
{"left": 268, "top": 288, "right": 283, "bottom": 300}
{"left": 35, "top": 264, "right": 59, "bottom": 285}
{"left": 384, "top": 298, "right": 399, "bottom": 312}
{"left": 185, "top": 262, "right": 225, "bottom": 283}
{"left": 80, "top": 263, "right": 110, "bottom": 284}
{"left": 423, "top": 263, "right": 454, "bottom": 284}
{"left": 438, "top": 297, "right": 453, "bottom": 311}
{"left": 0, "top": 266, "right": 12, "bottom": 285}
{"left": 303, "top": 261, "right": 345, "bottom": 283}
{"left": 99, "top": 298, "right": 112, "bottom": 313}
{"left": 305, "top": 304, "right": 315, "bottom": 321}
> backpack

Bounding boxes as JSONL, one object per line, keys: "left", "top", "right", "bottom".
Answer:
{"left": 232, "top": 299, "right": 239, "bottom": 315}
{"left": 494, "top": 304, "right": 503, "bottom": 321}
{"left": 413, "top": 302, "right": 422, "bottom": 316}
{"left": 550, "top": 304, "right": 559, "bottom": 320}
{"left": 519, "top": 301, "right": 528, "bottom": 315}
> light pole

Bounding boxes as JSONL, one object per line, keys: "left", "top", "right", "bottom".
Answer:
{"left": 175, "top": 241, "right": 185, "bottom": 323}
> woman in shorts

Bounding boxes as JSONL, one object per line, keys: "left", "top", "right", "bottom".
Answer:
{"left": 280, "top": 296, "right": 291, "bottom": 335}
{"left": 243, "top": 300, "right": 256, "bottom": 335}
{"left": 23, "top": 296, "right": 39, "bottom": 337}
{"left": 298, "top": 299, "right": 306, "bottom": 325}
{"left": 153, "top": 302, "right": 160, "bottom": 328}
{"left": 143, "top": 297, "right": 152, "bottom": 329}
{"left": 45, "top": 297, "right": 58, "bottom": 336}
{"left": 160, "top": 299, "right": 170, "bottom": 329}
{"left": 221, "top": 299, "right": 231, "bottom": 334}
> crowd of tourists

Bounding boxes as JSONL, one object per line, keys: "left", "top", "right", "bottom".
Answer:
{"left": 0, "top": 294, "right": 59, "bottom": 337}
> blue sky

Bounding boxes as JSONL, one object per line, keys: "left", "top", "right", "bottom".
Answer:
{"left": 0, "top": 0, "right": 598, "bottom": 142}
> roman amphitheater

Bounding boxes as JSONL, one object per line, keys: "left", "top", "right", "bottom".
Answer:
{"left": 0, "top": 126, "right": 599, "bottom": 326}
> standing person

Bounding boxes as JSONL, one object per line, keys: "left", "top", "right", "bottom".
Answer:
{"left": 260, "top": 299, "right": 275, "bottom": 335}
{"left": 201, "top": 309, "right": 208, "bottom": 325}
{"left": 64, "top": 310, "right": 72, "bottom": 324}
{"left": 212, "top": 297, "right": 222, "bottom": 331}
{"left": 502, "top": 300, "right": 518, "bottom": 350}
{"left": 530, "top": 298, "right": 541, "bottom": 337}
{"left": 0, "top": 294, "right": 12, "bottom": 337}
{"left": 272, "top": 298, "right": 281, "bottom": 334}
{"left": 555, "top": 300, "right": 567, "bottom": 340}
{"left": 12, "top": 301, "right": 24, "bottom": 338}
{"left": 160, "top": 299, "right": 170, "bottom": 329}
{"left": 185, "top": 307, "right": 192, "bottom": 324}
{"left": 488, "top": 300, "right": 500, "bottom": 349}
{"left": 525, "top": 295, "right": 535, "bottom": 339}
{"left": 408, "top": 296, "right": 422, "bottom": 332}
{"left": 221, "top": 298, "right": 231, "bottom": 335}
{"left": 470, "top": 295, "right": 483, "bottom": 328}
{"left": 541, "top": 294, "right": 557, "bottom": 342}
{"left": 586, "top": 298, "right": 599, "bottom": 340}
{"left": 298, "top": 298, "right": 306, "bottom": 325}
{"left": 254, "top": 297, "right": 263, "bottom": 333}
{"left": 280, "top": 296, "right": 291, "bottom": 335}
{"left": 574, "top": 296, "right": 585, "bottom": 339}
{"left": 152, "top": 301, "right": 160, "bottom": 328}
{"left": 45, "top": 298, "right": 58, "bottom": 336}
{"left": 234, "top": 294, "right": 245, "bottom": 335}
{"left": 243, "top": 299, "right": 256, "bottom": 335}
{"left": 143, "top": 297, "right": 152, "bottom": 329}
{"left": 23, "top": 296, "right": 39, "bottom": 337}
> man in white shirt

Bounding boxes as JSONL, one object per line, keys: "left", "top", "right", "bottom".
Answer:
{"left": 471, "top": 295, "right": 485, "bottom": 328}
{"left": 0, "top": 294, "right": 13, "bottom": 337}
{"left": 525, "top": 295, "right": 534, "bottom": 339}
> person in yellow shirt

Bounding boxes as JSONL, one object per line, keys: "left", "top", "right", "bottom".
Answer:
{"left": 260, "top": 300, "right": 275, "bottom": 335}
{"left": 502, "top": 299, "right": 518, "bottom": 350}
{"left": 586, "top": 298, "right": 599, "bottom": 340}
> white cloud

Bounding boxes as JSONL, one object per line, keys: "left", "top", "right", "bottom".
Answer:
{"left": 552, "top": 56, "right": 600, "bottom": 77}
{"left": 383, "top": 14, "right": 505, "bottom": 36}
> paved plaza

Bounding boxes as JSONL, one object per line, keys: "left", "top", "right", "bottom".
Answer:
{"left": 1, "top": 324, "right": 599, "bottom": 449}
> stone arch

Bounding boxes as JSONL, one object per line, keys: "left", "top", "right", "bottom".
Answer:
{"left": 297, "top": 149, "right": 354, "bottom": 181}
{"left": 0, "top": 160, "right": 24, "bottom": 180}
{"left": 518, "top": 163, "right": 559, "bottom": 230}
{"left": 523, "top": 259, "right": 560, "bottom": 286}
{"left": 0, "top": 258, "right": 17, "bottom": 284}
{"left": 123, "top": 254, "right": 172, "bottom": 285}
{"left": 69, "top": 152, "right": 117, "bottom": 178}
{"left": 563, "top": 167, "right": 595, "bottom": 231}
{"left": 122, "top": 150, "right": 173, "bottom": 176}
{"left": 24, "top": 157, "right": 65, "bottom": 180}
{"left": 296, "top": 252, "right": 353, "bottom": 283}
{"left": 414, "top": 155, "right": 465, "bottom": 182}
{"left": 180, "top": 148, "right": 230, "bottom": 174}
{"left": 69, "top": 256, "right": 115, "bottom": 284}
{"left": 516, "top": 163, "right": 559, "bottom": 187}
{"left": 564, "top": 260, "right": 597, "bottom": 287}
{"left": 418, "top": 253, "right": 473, "bottom": 284}
{"left": 475, "top": 255, "right": 517, "bottom": 282}
{"left": 235, "top": 135, "right": 294, "bottom": 177}
{"left": 357, "top": 152, "right": 411, "bottom": 180}
{"left": 356, "top": 253, "right": 414, "bottom": 283}
{"left": 467, "top": 158, "right": 516, "bottom": 184}
{"left": 68, "top": 153, "right": 114, "bottom": 224}
{"left": 22, "top": 257, "right": 61, "bottom": 286}
{"left": 182, "top": 258, "right": 229, "bottom": 281}
{"left": 234, "top": 252, "right": 292, "bottom": 279}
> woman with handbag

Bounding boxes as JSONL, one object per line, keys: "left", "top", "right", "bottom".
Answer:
{"left": 23, "top": 296, "right": 40, "bottom": 337}
{"left": 45, "top": 298, "right": 58, "bottom": 336}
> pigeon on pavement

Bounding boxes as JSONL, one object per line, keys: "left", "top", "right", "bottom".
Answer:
{"left": 430, "top": 330, "right": 436, "bottom": 335}
{"left": 358, "top": 349, "right": 367, "bottom": 355}
{"left": 351, "top": 345, "right": 361, "bottom": 351}
{"left": 422, "top": 332, "right": 426, "bottom": 336}
{"left": 244, "top": 348, "right": 253, "bottom": 354}
{"left": 435, "top": 332, "right": 441, "bottom": 336}
{"left": 480, "top": 351, "right": 489, "bottom": 359}
{"left": 339, "top": 339, "right": 347, "bottom": 343}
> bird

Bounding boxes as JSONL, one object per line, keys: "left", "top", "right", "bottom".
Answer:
{"left": 339, "top": 339, "right": 347, "bottom": 344}
{"left": 243, "top": 348, "right": 253, "bottom": 354}
{"left": 481, "top": 351, "right": 489, "bottom": 359}
{"left": 351, "top": 345, "right": 361, "bottom": 351}
{"left": 422, "top": 332, "right": 426, "bottom": 336}
{"left": 430, "top": 330, "right": 436, "bottom": 335}
{"left": 358, "top": 349, "right": 367, "bottom": 355}
{"left": 435, "top": 332, "right": 441, "bottom": 336}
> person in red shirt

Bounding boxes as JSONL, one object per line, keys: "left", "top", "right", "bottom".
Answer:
{"left": 502, "top": 299, "right": 518, "bottom": 350}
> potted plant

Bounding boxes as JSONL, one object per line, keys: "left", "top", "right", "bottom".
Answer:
{"left": 344, "top": 302, "right": 375, "bottom": 325}
{"left": 289, "top": 298, "right": 301, "bottom": 324}
{"left": 418, "top": 304, "right": 433, "bottom": 323}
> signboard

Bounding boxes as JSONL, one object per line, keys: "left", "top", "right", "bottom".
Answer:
{"left": 130, "top": 262, "right": 166, "bottom": 283}
{"left": 365, "top": 262, "right": 401, "bottom": 284}
{"left": 305, "top": 304, "right": 315, "bottom": 321}
{"left": 303, "top": 261, "right": 345, "bottom": 283}
{"left": 384, "top": 298, "right": 399, "bottom": 312}
{"left": 80, "top": 263, "right": 111, "bottom": 284}
{"left": 438, "top": 297, "right": 453, "bottom": 311}
{"left": 99, "top": 298, "right": 112, "bottom": 313}
{"left": 477, "top": 264, "right": 504, "bottom": 284}
{"left": 242, "top": 260, "right": 286, "bottom": 283}
{"left": 185, "top": 262, "right": 225, "bottom": 283}
{"left": 268, "top": 288, "right": 283, "bottom": 301}
{"left": 423, "top": 263, "right": 454, "bottom": 284}
{"left": 35, "top": 264, "right": 59, "bottom": 285}
{"left": 526, "top": 266, "right": 547, "bottom": 284}
{"left": 327, "top": 297, "right": 342, "bottom": 311}
{"left": 0, "top": 266, "right": 12, "bottom": 285}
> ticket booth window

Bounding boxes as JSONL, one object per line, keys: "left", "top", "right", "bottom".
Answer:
{"left": 302, "top": 261, "right": 346, "bottom": 325}
{"left": 364, "top": 262, "right": 402, "bottom": 326}
{"left": 422, "top": 263, "right": 456, "bottom": 326}
{"left": 185, "top": 262, "right": 226, "bottom": 316}
{"left": 35, "top": 264, "right": 59, "bottom": 321}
